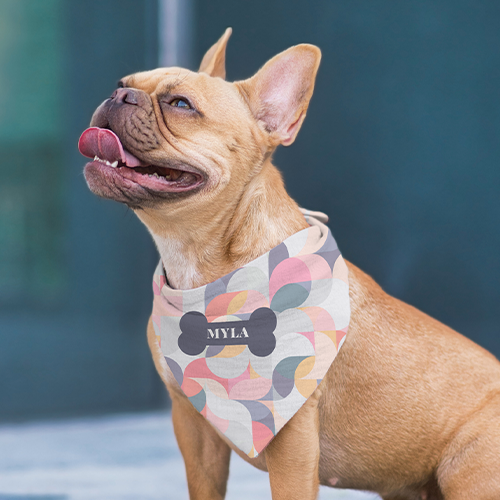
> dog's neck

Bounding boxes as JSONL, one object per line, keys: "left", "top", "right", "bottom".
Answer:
{"left": 139, "top": 160, "right": 308, "bottom": 290}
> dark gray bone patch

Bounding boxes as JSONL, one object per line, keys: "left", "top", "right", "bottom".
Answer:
{"left": 178, "top": 307, "right": 277, "bottom": 357}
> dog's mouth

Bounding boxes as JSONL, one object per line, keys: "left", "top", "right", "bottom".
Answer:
{"left": 78, "top": 127, "right": 204, "bottom": 196}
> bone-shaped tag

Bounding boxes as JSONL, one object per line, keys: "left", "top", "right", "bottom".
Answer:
{"left": 178, "top": 307, "right": 277, "bottom": 357}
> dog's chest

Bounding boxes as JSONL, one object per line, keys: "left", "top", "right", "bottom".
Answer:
{"left": 152, "top": 235, "right": 201, "bottom": 290}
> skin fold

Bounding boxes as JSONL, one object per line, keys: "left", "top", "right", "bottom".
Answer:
{"left": 84, "top": 29, "right": 500, "bottom": 500}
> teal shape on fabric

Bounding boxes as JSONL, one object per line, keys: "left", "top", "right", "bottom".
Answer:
{"left": 189, "top": 389, "right": 206, "bottom": 412}
{"left": 270, "top": 283, "right": 310, "bottom": 313}
{"left": 274, "top": 356, "right": 311, "bottom": 379}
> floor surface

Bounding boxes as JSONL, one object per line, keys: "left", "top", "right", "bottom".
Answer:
{"left": 0, "top": 412, "right": 381, "bottom": 500}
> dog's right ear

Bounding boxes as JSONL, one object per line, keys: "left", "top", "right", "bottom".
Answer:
{"left": 199, "top": 28, "right": 232, "bottom": 79}
{"left": 236, "top": 44, "right": 321, "bottom": 147}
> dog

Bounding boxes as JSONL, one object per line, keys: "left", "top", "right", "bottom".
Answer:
{"left": 79, "top": 28, "right": 500, "bottom": 500}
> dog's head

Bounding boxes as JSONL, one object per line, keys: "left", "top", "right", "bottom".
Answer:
{"left": 79, "top": 29, "right": 321, "bottom": 218}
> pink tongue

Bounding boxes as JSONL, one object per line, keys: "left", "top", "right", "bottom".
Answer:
{"left": 78, "top": 127, "right": 144, "bottom": 167}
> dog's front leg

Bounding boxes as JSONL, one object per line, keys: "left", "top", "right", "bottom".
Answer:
{"left": 265, "top": 390, "right": 321, "bottom": 500}
{"left": 171, "top": 393, "right": 231, "bottom": 500}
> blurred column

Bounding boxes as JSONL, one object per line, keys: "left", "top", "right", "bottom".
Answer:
{"left": 158, "top": 0, "right": 193, "bottom": 68}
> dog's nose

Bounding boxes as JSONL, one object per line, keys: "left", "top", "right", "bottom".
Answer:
{"left": 110, "top": 88, "right": 138, "bottom": 105}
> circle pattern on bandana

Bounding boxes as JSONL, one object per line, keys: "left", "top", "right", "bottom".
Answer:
{"left": 152, "top": 212, "right": 350, "bottom": 458}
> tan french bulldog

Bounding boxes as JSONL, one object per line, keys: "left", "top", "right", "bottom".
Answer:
{"left": 79, "top": 29, "right": 500, "bottom": 500}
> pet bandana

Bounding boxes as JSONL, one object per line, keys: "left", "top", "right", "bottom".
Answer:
{"left": 151, "top": 209, "right": 350, "bottom": 458}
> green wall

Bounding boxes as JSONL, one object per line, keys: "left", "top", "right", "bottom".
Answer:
{"left": 195, "top": 0, "right": 500, "bottom": 354}
{"left": 0, "top": 0, "right": 165, "bottom": 421}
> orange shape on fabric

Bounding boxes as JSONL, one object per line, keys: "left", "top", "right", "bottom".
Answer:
{"left": 214, "top": 345, "right": 248, "bottom": 358}
{"left": 320, "top": 330, "right": 337, "bottom": 345}
{"left": 295, "top": 356, "right": 315, "bottom": 379}
{"left": 249, "top": 362, "right": 260, "bottom": 380}
{"left": 295, "top": 378, "right": 318, "bottom": 398}
{"left": 227, "top": 291, "right": 248, "bottom": 315}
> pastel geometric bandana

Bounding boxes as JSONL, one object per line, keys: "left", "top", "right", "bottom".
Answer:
{"left": 151, "top": 209, "right": 350, "bottom": 457}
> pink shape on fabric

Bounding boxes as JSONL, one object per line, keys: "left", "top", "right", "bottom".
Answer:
{"left": 153, "top": 275, "right": 167, "bottom": 296}
{"left": 206, "top": 405, "right": 230, "bottom": 434}
{"left": 336, "top": 328, "right": 348, "bottom": 346}
{"left": 205, "top": 291, "right": 241, "bottom": 320}
{"left": 200, "top": 404, "right": 207, "bottom": 417}
{"left": 227, "top": 363, "right": 251, "bottom": 393}
{"left": 154, "top": 294, "right": 183, "bottom": 317}
{"left": 151, "top": 314, "right": 161, "bottom": 330}
{"left": 184, "top": 358, "right": 229, "bottom": 394}
{"left": 205, "top": 379, "right": 230, "bottom": 399}
{"left": 301, "top": 306, "right": 336, "bottom": 332}
{"left": 312, "top": 308, "right": 336, "bottom": 331}
{"left": 229, "top": 377, "right": 273, "bottom": 400}
{"left": 269, "top": 258, "right": 311, "bottom": 300}
{"left": 181, "top": 378, "right": 203, "bottom": 397}
{"left": 252, "top": 421, "right": 274, "bottom": 453}
{"left": 298, "top": 331, "right": 316, "bottom": 349}
{"left": 296, "top": 253, "right": 332, "bottom": 282}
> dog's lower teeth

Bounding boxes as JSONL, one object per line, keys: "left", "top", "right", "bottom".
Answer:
{"left": 93, "top": 155, "right": 118, "bottom": 168}
{"left": 135, "top": 169, "right": 177, "bottom": 181}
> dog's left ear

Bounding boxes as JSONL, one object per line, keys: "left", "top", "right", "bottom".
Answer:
{"left": 199, "top": 28, "right": 232, "bottom": 79}
{"left": 237, "top": 44, "right": 321, "bottom": 146}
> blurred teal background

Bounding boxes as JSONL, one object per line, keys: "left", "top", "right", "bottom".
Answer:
{"left": 0, "top": 0, "right": 499, "bottom": 422}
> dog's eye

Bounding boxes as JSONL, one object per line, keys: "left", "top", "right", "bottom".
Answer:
{"left": 170, "top": 98, "right": 191, "bottom": 109}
